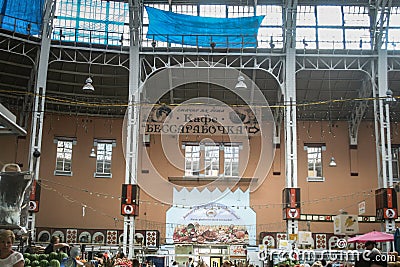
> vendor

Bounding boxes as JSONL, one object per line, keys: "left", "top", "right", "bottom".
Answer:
{"left": 44, "top": 236, "right": 69, "bottom": 254}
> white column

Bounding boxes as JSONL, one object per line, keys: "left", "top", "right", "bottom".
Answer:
{"left": 374, "top": 48, "right": 395, "bottom": 232}
{"left": 123, "top": 0, "right": 141, "bottom": 259}
{"left": 285, "top": 47, "right": 298, "bottom": 235}
{"left": 27, "top": 0, "right": 55, "bottom": 240}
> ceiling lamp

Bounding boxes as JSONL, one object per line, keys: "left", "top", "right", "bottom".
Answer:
{"left": 83, "top": 77, "right": 94, "bottom": 91}
{"left": 386, "top": 89, "right": 396, "bottom": 102}
{"left": 329, "top": 157, "right": 337, "bottom": 167}
{"left": 89, "top": 147, "right": 96, "bottom": 158}
{"left": 235, "top": 75, "right": 247, "bottom": 89}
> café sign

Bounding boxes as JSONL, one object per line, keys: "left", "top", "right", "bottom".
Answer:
{"left": 141, "top": 104, "right": 264, "bottom": 135}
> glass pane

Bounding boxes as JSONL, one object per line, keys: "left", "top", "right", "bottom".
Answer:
{"left": 317, "top": 6, "right": 342, "bottom": 26}
{"left": 296, "top": 28, "right": 316, "bottom": 49}
{"left": 345, "top": 29, "right": 370, "bottom": 49}
{"left": 392, "top": 147, "right": 399, "bottom": 179}
{"left": 56, "top": 161, "right": 63, "bottom": 170}
{"left": 343, "top": 6, "right": 369, "bottom": 26}
{"left": 96, "top": 163, "right": 104, "bottom": 173}
{"left": 297, "top": 6, "right": 316, "bottom": 26}
{"left": 64, "top": 162, "right": 71, "bottom": 171}
{"left": 185, "top": 145, "right": 200, "bottom": 176}
{"left": 200, "top": 5, "right": 226, "bottom": 18}
{"left": 318, "top": 29, "right": 343, "bottom": 49}
{"left": 307, "top": 146, "right": 323, "bottom": 177}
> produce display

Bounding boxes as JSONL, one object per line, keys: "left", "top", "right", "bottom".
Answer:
{"left": 23, "top": 252, "right": 66, "bottom": 267}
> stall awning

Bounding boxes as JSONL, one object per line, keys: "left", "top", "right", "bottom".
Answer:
{"left": 0, "top": 104, "right": 27, "bottom": 136}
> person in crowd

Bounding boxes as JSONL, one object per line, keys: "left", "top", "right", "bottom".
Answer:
{"left": 364, "top": 241, "right": 386, "bottom": 267}
{"left": 132, "top": 258, "right": 140, "bottom": 267}
{"left": 44, "top": 235, "right": 69, "bottom": 254}
{"left": 186, "top": 258, "right": 194, "bottom": 267}
{"left": 60, "top": 246, "right": 83, "bottom": 266}
{"left": 0, "top": 230, "right": 24, "bottom": 267}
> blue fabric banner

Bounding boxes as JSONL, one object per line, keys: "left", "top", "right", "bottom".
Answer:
{"left": 145, "top": 6, "right": 264, "bottom": 48}
{"left": 0, "top": 0, "right": 44, "bottom": 35}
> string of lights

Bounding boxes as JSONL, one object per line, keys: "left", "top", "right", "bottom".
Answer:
{"left": 39, "top": 178, "right": 378, "bottom": 210}
{"left": 0, "top": 88, "right": 397, "bottom": 110}
{"left": 37, "top": 179, "right": 385, "bottom": 238}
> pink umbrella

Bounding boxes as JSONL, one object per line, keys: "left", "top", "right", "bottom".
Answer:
{"left": 347, "top": 231, "right": 394, "bottom": 243}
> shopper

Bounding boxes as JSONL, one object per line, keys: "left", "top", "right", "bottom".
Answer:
{"left": 0, "top": 230, "right": 24, "bottom": 267}
{"left": 364, "top": 241, "right": 386, "bottom": 267}
{"left": 44, "top": 235, "right": 69, "bottom": 254}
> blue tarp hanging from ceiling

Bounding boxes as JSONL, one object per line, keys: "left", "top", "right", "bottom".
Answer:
{"left": 0, "top": 0, "right": 44, "bottom": 35}
{"left": 145, "top": 6, "right": 264, "bottom": 48}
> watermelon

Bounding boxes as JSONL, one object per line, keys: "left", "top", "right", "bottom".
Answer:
{"left": 23, "top": 253, "right": 30, "bottom": 259}
{"left": 39, "top": 259, "right": 49, "bottom": 267}
{"left": 31, "top": 260, "right": 40, "bottom": 266}
{"left": 24, "top": 258, "right": 31, "bottom": 266}
{"left": 38, "top": 254, "right": 48, "bottom": 261}
{"left": 48, "top": 252, "right": 58, "bottom": 260}
{"left": 49, "top": 259, "right": 61, "bottom": 267}
{"left": 30, "top": 254, "right": 39, "bottom": 262}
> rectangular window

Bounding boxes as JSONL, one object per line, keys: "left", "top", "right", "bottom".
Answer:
{"left": 204, "top": 145, "right": 220, "bottom": 177}
{"left": 306, "top": 145, "right": 324, "bottom": 182}
{"left": 95, "top": 139, "right": 115, "bottom": 178}
{"left": 54, "top": 139, "right": 74, "bottom": 176}
{"left": 185, "top": 145, "right": 201, "bottom": 176}
{"left": 224, "top": 145, "right": 239, "bottom": 177}
{"left": 392, "top": 146, "right": 400, "bottom": 181}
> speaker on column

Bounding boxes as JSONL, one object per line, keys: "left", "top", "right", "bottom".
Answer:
{"left": 376, "top": 188, "right": 397, "bottom": 220}
{"left": 282, "top": 188, "right": 301, "bottom": 220}
{"left": 121, "top": 184, "right": 140, "bottom": 216}
{"left": 28, "top": 180, "right": 41, "bottom": 212}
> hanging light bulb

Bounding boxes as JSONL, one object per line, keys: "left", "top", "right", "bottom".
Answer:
{"left": 83, "top": 77, "right": 94, "bottom": 91}
{"left": 329, "top": 157, "right": 337, "bottom": 167}
{"left": 90, "top": 147, "right": 96, "bottom": 158}
{"left": 235, "top": 75, "right": 247, "bottom": 89}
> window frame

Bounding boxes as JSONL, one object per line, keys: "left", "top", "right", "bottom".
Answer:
{"left": 391, "top": 145, "right": 400, "bottom": 182}
{"left": 182, "top": 142, "right": 241, "bottom": 178}
{"left": 204, "top": 144, "right": 220, "bottom": 177}
{"left": 53, "top": 137, "right": 76, "bottom": 176}
{"left": 184, "top": 144, "right": 201, "bottom": 177}
{"left": 94, "top": 139, "right": 116, "bottom": 178}
{"left": 224, "top": 144, "right": 240, "bottom": 177}
{"left": 304, "top": 143, "right": 326, "bottom": 182}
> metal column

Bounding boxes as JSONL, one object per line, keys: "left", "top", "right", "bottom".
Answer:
{"left": 123, "top": 0, "right": 141, "bottom": 259}
{"left": 283, "top": 0, "right": 299, "bottom": 235}
{"left": 284, "top": 48, "right": 298, "bottom": 235}
{"left": 373, "top": 48, "right": 395, "bottom": 232}
{"left": 26, "top": 0, "right": 55, "bottom": 239}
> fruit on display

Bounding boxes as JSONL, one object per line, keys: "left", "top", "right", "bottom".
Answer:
{"left": 30, "top": 260, "right": 40, "bottom": 266}
{"left": 49, "top": 259, "right": 61, "bottom": 267}
{"left": 23, "top": 252, "right": 64, "bottom": 267}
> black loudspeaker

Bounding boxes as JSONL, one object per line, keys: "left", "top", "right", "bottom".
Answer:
{"left": 376, "top": 188, "right": 398, "bottom": 220}
{"left": 282, "top": 188, "right": 301, "bottom": 220}
{"left": 28, "top": 180, "right": 41, "bottom": 212}
{"left": 121, "top": 184, "right": 140, "bottom": 216}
